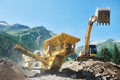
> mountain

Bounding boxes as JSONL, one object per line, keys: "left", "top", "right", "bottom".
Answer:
{"left": 0, "top": 22, "right": 55, "bottom": 51}
{"left": 0, "top": 21, "right": 55, "bottom": 62}
{"left": 0, "top": 21, "right": 9, "bottom": 27}
{"left": 18, "top": 26, "right": 54, "bottom": 51}
{"left": 76, "top": 39, "right": 120, "bottom": 57}
{"left": 97, "top": 39, "right": 120, "bottom": 57}
{"left": 0, "top": 23, "right": 30, "bottom": 35}
{"left": 0, "top": 31, "right": 23, "bottom": 62}
{"left": 10, "top": 23, "right": 30, "bottom": 29}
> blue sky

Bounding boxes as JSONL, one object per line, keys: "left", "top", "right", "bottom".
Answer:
{"left": 0, "top": 0, "right": 120, "bottom": 46}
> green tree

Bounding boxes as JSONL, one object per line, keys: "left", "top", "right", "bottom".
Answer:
{"left": 100, "top": 47, "right": 112, "bottom": 62}
{"left": 112, "top": 44, "right": 120, "bottom": 64}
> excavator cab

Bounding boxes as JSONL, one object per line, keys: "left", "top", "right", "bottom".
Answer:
{"left": 89, "top": 45, "right": 97, "bottom": 57}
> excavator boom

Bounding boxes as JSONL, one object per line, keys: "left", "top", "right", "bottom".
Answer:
{"left": 79, "top": 8, "right": 110, "bottom": 57}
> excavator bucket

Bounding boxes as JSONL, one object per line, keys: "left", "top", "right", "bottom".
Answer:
{"left": 95, "top": 8, "right": 110, "bottom": 25}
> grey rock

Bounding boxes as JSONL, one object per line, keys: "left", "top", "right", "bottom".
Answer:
{"left": 71, "top": 74, "right": 77, "bottom": 79}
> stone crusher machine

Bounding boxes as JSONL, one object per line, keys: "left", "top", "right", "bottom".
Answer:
{"left": 14, "top": 33, "right": 80, "bottom": 70}
{"left": 77, "top": 8, "right": 110, "bottom": 60}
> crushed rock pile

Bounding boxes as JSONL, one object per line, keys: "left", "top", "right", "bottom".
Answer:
{"left": 59, "top": 59, "right": 120, "bottom": 80}
{"left": 27, "top": 59, "right": 120, "bottom": 80}
{"left": 0, "top": 58, "right": 26, "bottom": 80}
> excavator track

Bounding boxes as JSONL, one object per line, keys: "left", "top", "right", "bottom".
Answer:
{"left": 75, "top": 56, "right": 102, "bottom": 61}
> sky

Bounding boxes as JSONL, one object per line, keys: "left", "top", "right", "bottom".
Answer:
{"left": 0, "top": 0, "right": 120, "bottom": 46}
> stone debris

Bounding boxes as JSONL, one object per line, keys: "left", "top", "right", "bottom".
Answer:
{"left": 59, "top": 59, "right": 120, "bottom": 80}
{"left": 26, "top": 59, "right": 120, "bottom": 80}
{"left": 0, "top": 58, "right": 120, "bottom": 80}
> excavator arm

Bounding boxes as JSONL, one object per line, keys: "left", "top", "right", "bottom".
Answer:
{"left": 85, "top": 16, "right": 97, "bottom": 55}
{"left": 76, "top": 8, "right": 110, "bottom": 61}
{"left": 85, "top": 22, "right": 93, "bottom": 55}
{"left": 85, "top": 8, "right": 110, "bottom": 56}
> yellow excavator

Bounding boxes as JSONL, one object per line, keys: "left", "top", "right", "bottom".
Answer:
{"left": 77, "top": 8, "right": 110, "bottom": 59}
{"left": 14, "top": 33, "right": 80, "bottom": 70}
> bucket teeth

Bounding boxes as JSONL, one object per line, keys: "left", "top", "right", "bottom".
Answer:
{"left": 105, "top": 23, "right": 107, "bottom": 25}
{"left": 95, "top": 8, "right": 110, "bottom": 25}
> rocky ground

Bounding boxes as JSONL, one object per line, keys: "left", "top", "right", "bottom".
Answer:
{"left": 0, "top": 58, "right": 120, "bottom": 80}
{"left": 0, "top": 58, "right": 25, "bottom": 80}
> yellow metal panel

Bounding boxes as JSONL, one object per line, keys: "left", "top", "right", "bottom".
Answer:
{"left": 44, "top": 33, "right": 80, "bottom": 46}
{"left": 90, "top": 54, "right": 97, "bottom": 57}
